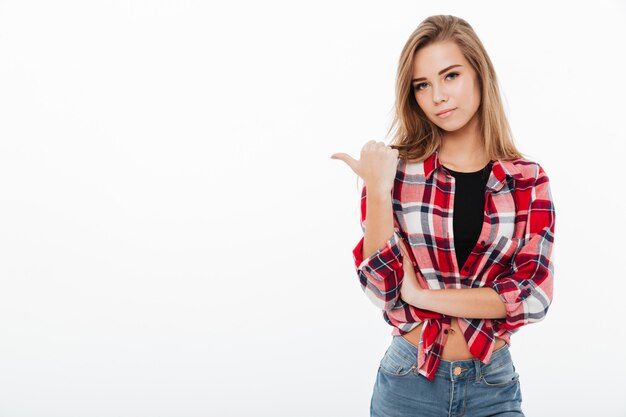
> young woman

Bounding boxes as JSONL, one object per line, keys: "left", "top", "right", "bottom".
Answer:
{"left": 331, "top": 15, "right": 556, "bottom": 417}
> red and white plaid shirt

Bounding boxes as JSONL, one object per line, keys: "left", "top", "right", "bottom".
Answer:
{"left": 352, "top": 150, "right": 556, "bottom": 381}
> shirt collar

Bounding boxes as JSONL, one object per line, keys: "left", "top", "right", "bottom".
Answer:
{"left": 422, "top": 150, "right": 523, "bottom": 193}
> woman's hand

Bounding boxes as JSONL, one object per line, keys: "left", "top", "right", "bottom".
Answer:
{"left": 331, "top": 140, "right": 399, "bottom": 195}
{"left": 398, "top": 239, "right": 428, "bottom": 307}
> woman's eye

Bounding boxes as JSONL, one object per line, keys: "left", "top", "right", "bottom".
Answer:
{"left": 414, "top": 73, "right": 458, "bottom": 92}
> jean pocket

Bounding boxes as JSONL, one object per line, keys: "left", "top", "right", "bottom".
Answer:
{"left": 479, "top": 362, "right": 520, "bottom": 387}
{"left": 378, "top": 349, "right": 416, "bottom": 377}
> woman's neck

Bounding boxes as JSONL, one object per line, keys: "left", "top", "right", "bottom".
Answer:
{"left": 438, "top": 135, "right": 490, "bottom": 173}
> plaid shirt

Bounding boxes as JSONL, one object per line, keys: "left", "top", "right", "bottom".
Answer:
{"left": 352, "top": 150, "right": 556, "bottom": 381}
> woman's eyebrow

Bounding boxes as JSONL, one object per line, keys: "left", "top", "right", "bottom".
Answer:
{"left": 412, "top": 64, "right": 463, "bottom": 84}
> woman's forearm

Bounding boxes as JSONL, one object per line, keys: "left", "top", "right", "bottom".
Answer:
{"left": 412, "top": 288, "right": 507, "bottom": 319}
{"left": 362, "top": 188, "right": 395, "bottom": 260}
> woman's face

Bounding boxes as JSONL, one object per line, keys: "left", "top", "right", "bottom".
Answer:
{"left": 411, "top": 41, "right": 481, "bottom": 133}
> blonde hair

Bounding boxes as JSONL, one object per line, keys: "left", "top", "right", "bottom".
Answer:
{"left": 387, "top": 15, "right": 523, "bottom": 162}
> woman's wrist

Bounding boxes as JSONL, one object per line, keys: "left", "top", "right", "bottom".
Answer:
{"left": 365, "top": 185, "right": 392, "bottom": 199}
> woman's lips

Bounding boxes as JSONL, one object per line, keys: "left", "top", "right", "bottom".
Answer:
{"left": 437, "top": 108, "right": 456, "bottom": 118}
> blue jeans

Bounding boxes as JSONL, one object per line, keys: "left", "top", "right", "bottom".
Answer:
{"left": 371, "top": 335, "right": 524, "bottom": 417}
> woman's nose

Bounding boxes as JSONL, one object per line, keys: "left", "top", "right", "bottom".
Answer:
{"left": 432, "top": 85, "right": 448, "bottom": 103}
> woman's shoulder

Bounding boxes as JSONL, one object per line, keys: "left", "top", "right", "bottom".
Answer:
{"left": 397, "top": 156, "right": 428, "bottom": 174}
{"left": 499, "top": 156, "right": 549, "bottom": 180}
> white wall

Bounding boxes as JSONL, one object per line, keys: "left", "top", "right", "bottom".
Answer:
{"left": 0, "top": 1, "right": 624, "bottom": 416}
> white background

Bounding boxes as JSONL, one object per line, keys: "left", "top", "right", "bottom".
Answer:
{"left": 0, "top": 1, "right": 624, "bottom": 416}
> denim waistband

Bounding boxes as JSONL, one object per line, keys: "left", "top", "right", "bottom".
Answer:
{"left": 390, "top": 335, "right": 514, "bottom": 382}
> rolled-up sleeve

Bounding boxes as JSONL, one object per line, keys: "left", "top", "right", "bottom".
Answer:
{"left": 352, "top": 185, "right": 405, "bottom": 312}
{"left": 487, "top": 165, "right": 556, "bottom": 331}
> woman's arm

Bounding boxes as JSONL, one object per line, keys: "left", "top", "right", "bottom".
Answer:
{"left": 362, "top": 188, "right": 395, "bottom": 260}
{"left": 410, "top": 288, "right": 507, "bottom": 319}
{"left": 351, "top": 184, "right": 406, "bottom": 312}
{"left": 352, "top": 186, "right": 446, "bottom": 321}
{"left": 485, "top": 164, "right": 556, "bottom": 331}
{"left": 398, "top": 241, "right": 507, "bottom": 319}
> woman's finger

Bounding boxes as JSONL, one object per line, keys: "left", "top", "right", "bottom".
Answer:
{"left": 330, "top": 152, "right": 359, "bottom": 174}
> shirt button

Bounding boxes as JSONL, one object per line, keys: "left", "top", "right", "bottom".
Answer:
{"left": 480, "top": 240, "right": 485, "bottom": 245}
{"left": 444, "top": 329, "right": 449, "bottom": 334}
{"left": 464, "top": 266, "right": 469, "bottom": 272}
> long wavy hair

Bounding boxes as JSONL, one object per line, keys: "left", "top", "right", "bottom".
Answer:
{"left": 387, "top": 15, "right": 523, "bottom": 162}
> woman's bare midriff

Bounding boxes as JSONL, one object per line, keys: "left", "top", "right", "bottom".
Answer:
{"left": 401, "top": 317, "right": 506, "bottom": 360}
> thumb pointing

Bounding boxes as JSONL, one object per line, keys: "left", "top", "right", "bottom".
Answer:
{"left": 330, "top": 152, "right": 358, "bottom": 174}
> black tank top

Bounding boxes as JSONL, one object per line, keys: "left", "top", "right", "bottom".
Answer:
{"left": 442, "top": 161, "right": 493, "bottom": 270}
